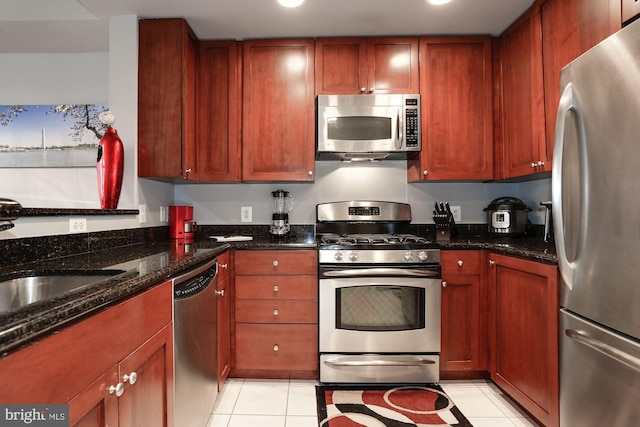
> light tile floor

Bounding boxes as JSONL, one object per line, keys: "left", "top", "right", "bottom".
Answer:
{"left": 207, "top": 378, "right": 541, "bottom": 427}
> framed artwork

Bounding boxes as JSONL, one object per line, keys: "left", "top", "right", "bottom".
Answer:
{"left": 0, "top": 104, "right": 109, "bottom": 168}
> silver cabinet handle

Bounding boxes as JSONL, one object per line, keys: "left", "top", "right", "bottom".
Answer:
{"left": 360, "top": 87, "right": 367, "bottom": 93}
{"left": 457, "top": 260, "right": 464, "bottom": 267}
{"left": 489, "top": 260, "right": 495, "bottom": 266}
{"left": 215, "top": 289, "right": 225, "bottom": 296}
{"left": 442, "top": 281, "right": 447, "bottom": 288}
{"left": 531, "top": 162, "right": 537, "bottom": 168}
{"left": 220, "top": 263, "right": 228, "bottom": 269}
{"left": 273, "top": 285, "right": 279, "bottom": 292}
{"left": 273, "top": 260, "right": 279, "bottom": 267}
{"left": 423, "top": 170, "right": 429, "bottom": 176}
{"left": 273, "top": 309, "right": 279, "bottom": 316}
{"left": 308, "top": 170, "right": 314, "bottom": 176}
{"left": 184, "top": 168, "right": 192, "bottom": 174}
{"left": 537, "top": 160, "right": 545, "bottom": 167}
{"left": 273, "top": 344, "right": 279, "bottom": 352}
{"left": 109, "top": 383, "right": 125, "bottom": 397}
{"left": 123, "top": 372, "right": 137, "bottom": 385}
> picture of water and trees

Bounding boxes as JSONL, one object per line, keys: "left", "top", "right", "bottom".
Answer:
{"left": 0, "top": 104, "right": 109, "bottom": 167}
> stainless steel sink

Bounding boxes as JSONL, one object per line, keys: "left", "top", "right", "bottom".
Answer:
{"left": 0, "top": 269, "right": 129, "bottom": 313}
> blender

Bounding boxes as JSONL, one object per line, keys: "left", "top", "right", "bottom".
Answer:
{"left": 270, "top": 190, "right": 293, "bottom": 237}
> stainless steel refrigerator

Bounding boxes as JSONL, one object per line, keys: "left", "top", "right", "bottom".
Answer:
{"left": 553, "top": 18, "right": 640, "bottom": 427}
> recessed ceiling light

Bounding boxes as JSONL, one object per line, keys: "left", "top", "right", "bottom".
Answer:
{"left": 278, "top": 0, "right": 304, "bottom": 8}
{"left": 428, "top": 0, "right": 452, "bottom": 5}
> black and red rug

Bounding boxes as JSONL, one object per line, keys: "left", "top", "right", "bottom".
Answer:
{"left": 316, "top": 384, "right": 473, "bottom": 427}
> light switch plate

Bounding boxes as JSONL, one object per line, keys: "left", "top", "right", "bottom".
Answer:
{"left": 241, "top": 206, "right": 252, "bottom": 223}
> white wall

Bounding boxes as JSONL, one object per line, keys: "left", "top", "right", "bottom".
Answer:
{"left": 176, "top": 161, "right": 552, "bottom": 226}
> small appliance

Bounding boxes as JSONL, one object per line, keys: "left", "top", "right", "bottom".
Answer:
{"left": 483, "top": 196, "right": 530, "bottom": 236}
{"left": 316, "top": 94, "right": 421, "bottom": 160}
{"left": 269, "top": 190, "right": 293, "bottom": 237}
{"left": 169, "top": 205, "right": 197, "bottom": 241}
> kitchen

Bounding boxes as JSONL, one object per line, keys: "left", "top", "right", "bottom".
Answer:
{"left": 1, "top": 0, "right": 639, "bottom": 426}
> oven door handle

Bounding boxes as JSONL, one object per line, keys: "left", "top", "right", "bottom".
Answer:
{"left": 323, "top": 358, "right": 436, "bottom": 367}
{"left": 322, "top": 268, "right": 440, "bottom": 278}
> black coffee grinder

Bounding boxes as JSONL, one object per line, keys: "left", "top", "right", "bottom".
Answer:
{"left": 270, "top": 189, "right": 293, "bottom": 237}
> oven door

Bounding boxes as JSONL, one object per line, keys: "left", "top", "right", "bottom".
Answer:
{"left": 319, "top": 275, "right": 441, "bottom": 353}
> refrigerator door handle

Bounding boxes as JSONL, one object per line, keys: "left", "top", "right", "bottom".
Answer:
{"left": 566, "top": 328, "right": 640, "bottom": 373}
{"left": 552, "top": 82, "right": 587, "bottom": 289}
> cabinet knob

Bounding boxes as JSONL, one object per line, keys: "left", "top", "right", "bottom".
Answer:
{"left": 537, "top": 160, "right": 545, "bottom": 167}
{"left": 273, "top": 285, "right": 279, "bottom": 292}
{"left": 369, "top": 87, "right": 375, "bottom": 93}
{"left": 442, "top": 281, "right": 447, "bottom": 288}
{"left": 273, "top": 260, "right": 279, "bottom": 267}
{"left": 423, "top": 170, "right": 429, "bottom": 176}
{"left": 185, "top": 168, "right": 192, "bottom": 174}
{"left": 109, "top": 383, "right": 125, "bottom": 397}
{"left": 360, "top": 87, "right": 367, "bottom": 93}
{"left": 489, "top": 260, "right": 495, "bottom": 266}
{"left": 308, "top": 170, "right": 314, "bottom": 176}
{"left": 273, "top": 344, "right": 279, "bottom": 352}
{"left": 123, "top": 372, "right": 137, "bottom": 385}
{"left": 220, "top": 263, "right": 228, "bottom": 269}
{"left": 215, "top": 289, "right": 225, "bottom": 296}
{"left": 273, "top": 309, "right": 279, "bottom": 316}
{"left": 457, "top": 260, "right": 464, "bottom": 267}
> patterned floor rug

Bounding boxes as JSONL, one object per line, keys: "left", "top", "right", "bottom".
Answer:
{"left": 316, "top": 384, "right": 473, "bottom": 427}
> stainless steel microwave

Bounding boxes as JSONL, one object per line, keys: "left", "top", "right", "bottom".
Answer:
{"left": 316, "top": 94, "right": 421, "bottom": 161}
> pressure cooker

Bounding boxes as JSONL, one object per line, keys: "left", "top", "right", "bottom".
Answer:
{"left": 483, "top": 197, "right": 531, "bottom": 236}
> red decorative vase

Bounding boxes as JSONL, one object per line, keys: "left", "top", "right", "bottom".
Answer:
{"left": 97, "top": 127, "right": 124, "bottom": 209}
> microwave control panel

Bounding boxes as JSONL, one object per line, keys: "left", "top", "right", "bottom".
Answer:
{"left": 405, "top": 107, "right": 419, "bottom": 148}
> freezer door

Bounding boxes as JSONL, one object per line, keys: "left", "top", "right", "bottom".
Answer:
{"left": 560, "top": 310, "right": 640, "bottom": 427}
{"left": 553, "top": 19, "right": 640, "bottom": 339}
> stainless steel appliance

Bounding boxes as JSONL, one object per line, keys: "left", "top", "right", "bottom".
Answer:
{"left": 172, "top": 258, "right": 219, "bottom": 427}
{"left": 553, "top": 19, "right": 640, "bottom": 427}
{"left": 270, "top": 189, "right": 294, "bottom": 237}
{"left": 316, "top": 94, "right": 421, "bottom": 161}
{"left": 0, "top": 198, "right": 21, "bottom": 231}
{"left": 317, "top": 201, "right": 441, "bottom": 384}
{"left": 483, "top": 196, "right": 530, "bottom": 236}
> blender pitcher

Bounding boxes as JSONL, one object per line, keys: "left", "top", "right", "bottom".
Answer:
{"left": 270, "top": 190, "right": 293, "bottom": 236}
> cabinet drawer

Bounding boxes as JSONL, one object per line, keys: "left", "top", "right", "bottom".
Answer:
{"left": 235, "top": 324, "right": 318, "bottom": 371}
{"left": 236, "top": 300, "right": 318, "bottom": 323}
{"left": 235, "top": 250, "right": 317, "bottom": 275}
{"left": 441, "top": 250, "right": 481, "bottom": 274}
{"left": 235, "top": 275, "right": 317, "bottom": 299}
{"left": 217, "top": 251, "right": 231, "bottom": 280}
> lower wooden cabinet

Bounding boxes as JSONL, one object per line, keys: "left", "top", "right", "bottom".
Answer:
{"left": 488, "top": 253, "right": 559, "bottom": 427}
{"left": 232, "top": 250, "right": 318, "bottom": 379}
{"left": 0, "top": 281, "right": 174, "bottom": 427}
{"left": 440, "top": 250, "right": 488, "bottom": 377}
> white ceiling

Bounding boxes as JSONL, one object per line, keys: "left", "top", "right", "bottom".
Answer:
{"left": 0, "top": 0, "right": 534, "bottom": 53}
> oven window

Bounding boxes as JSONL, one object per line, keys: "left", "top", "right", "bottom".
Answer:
{"left": 327, "top": 116, "right": 392, "bottom": 141}
{"left": 336, "top": 285, "right": 425, "bottom": 331}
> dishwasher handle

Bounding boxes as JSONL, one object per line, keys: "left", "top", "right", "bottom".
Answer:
{"left": 172, "top": 258, "right": 218, "bottom": 300}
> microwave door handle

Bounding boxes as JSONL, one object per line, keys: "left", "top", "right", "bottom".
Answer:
{"left": 396, "top": 108, "right": 403, "bottom": 150}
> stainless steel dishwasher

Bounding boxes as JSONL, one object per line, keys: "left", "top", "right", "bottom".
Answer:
{"left": 172, "top": 257, "right": 219, "bottom": 427}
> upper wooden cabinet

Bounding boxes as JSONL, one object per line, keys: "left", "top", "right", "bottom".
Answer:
{"left": 315, "top": 37, "right": 419, "bottom": 94}
{"left": 197, "top": 41, "right": 242, "bottom": 181}
{"left": 497, "top": 8, "right": 547, "bottom": 180}
{"left": 242, "top": 39, "right": 316, "bottom": 181}
{"left": 540, "top": 0, "right": 620, "bottom": 165}
{"left": 408, "top": 37, "right": 493, "bottom": 181}
{"left": 138, "top": 18, "right": 198, "bottom": 180}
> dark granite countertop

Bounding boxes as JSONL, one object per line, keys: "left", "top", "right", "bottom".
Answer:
{"left": 0, "top": 241, "right": 230, "bottom": 356}
{"left": 438, "top": 236, "right": 557, "bottom": 264}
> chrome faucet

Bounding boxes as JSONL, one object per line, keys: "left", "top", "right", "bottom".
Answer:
{"left": 0, "top": 198, "right": 22, "bottom": 231}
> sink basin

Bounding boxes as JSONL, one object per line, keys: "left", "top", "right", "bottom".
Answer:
{"left": 0, "top": 269, "right": 129, "bottom": 313}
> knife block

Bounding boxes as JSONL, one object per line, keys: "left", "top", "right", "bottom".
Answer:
{"left": 436, "top": 226, "right": 455, "bottom": 242}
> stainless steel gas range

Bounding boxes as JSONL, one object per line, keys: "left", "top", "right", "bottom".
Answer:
{"left": 316, "top": 201, "right": 441, "bottom": 384}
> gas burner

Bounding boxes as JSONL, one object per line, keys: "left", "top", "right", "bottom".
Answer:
{"left": 318, "top": 233, "right": 433, "bottom": 248}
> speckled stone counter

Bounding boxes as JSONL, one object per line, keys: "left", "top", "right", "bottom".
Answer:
{"left": 439, "top": 236, "right": 557, "bottom": 264}
{"left": 0, "top": 241, "right": 230, "bottom": 356}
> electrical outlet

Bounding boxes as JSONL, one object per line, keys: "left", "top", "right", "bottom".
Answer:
{"left": 241, "top": 206, "right": 252, "bottom": 223}
{"left": 69, "top": 218, "right": 87, "bottom": 233}
{"left": 450, "top": 205, "right": 462, "bottom": 222}
{"left": 160, "top": 206, "right": 167, "bottom": 222}
{"left": 139, "top": 204, "right": 147, "bottom": 224}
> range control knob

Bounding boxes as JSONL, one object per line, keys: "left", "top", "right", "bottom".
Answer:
{"left": 418, "top": 251, "right": 429, "bottom": 261}
{"left": 404, "top": 251, "right": 414, "bottom": 262}
{"left": 349, "top": 252, "right": 359, "bottom": 262}
{"left": 334, "top": 252, "right": 344, "bottom": 261}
